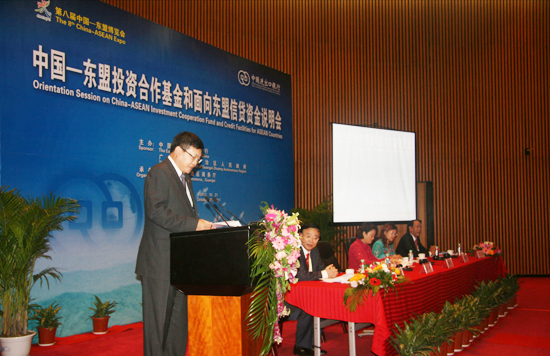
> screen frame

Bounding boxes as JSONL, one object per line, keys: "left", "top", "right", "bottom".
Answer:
{"left": 331, "top": 122, "right": 418, "bottom": 225}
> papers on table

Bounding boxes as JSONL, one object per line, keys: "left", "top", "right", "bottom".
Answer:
{"left": 320, "top": 271, "right": 355, "bottom": 284}
{"left": 212, "top": 220, "right": 242, "bottom": 228}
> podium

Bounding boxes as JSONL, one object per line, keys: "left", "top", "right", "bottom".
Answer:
{"left": 170, "top": 225, "right": 263, "bottom": 356}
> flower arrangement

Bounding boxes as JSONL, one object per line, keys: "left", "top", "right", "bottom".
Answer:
{"left": 343, "top": 261, "right": 406, "bottom": 312}
{"left": 247, "top": 202, "right": 302, "bottom": 356}
{"left": 474, "top": 241, "right": 501, "bottom": 256}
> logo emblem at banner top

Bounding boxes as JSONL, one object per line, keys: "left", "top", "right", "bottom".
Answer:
{"left": 238, "top": 70, "right": 251, "bottom": 86}
{"left": 36, "top": 0, "right": 52, "bottom": 22}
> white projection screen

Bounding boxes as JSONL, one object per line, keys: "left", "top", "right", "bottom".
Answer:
{"left": 332, "top": 123, "right": 417, "bottom": 223}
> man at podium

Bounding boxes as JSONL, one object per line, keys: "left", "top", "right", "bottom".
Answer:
{"left": 136, "top": 131, "right": 213, "bottom": 356}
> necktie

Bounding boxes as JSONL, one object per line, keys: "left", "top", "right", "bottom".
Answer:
{"left": 305, "top": 253, "right": 310, "bottom": 272}
{"left": 180, "top": 173, "right": 193, "bottom": 207}
{"left": 414, "top": 238, "right": 419, "bottom": 251}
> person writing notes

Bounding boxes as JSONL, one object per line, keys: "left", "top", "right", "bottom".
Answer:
{"left": 372, "top": 223, "right": 402, "bottom": 262}
{"left": 348, "top": 222, "right": 382, "bottom": 270}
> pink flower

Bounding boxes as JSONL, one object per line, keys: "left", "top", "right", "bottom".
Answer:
{"left": 277, "top": 298, "right": 285, "bottom": 314}
{"left": 257, "top": 204, "right": 302, "bottom": 347}
{"left": 287, "top": 249, "right": 300, "bottom": 264}
{"left": 285, "top": 233, "right": 297, "bottom": 246}
{"left": 275, "top": 251, "right": 287, "bottom": 260}
{"left": 272, "top": 221, "right": 282, "bottom": 231}
{"left": 273, "top": 322, "right": 283, "bottom": 343}
{"left": 272, "top": 236, "right": 287, "bottom": 250}
{"left": 280, "top": 225, "right": 289, "bottom": 236}
{"left": 351, "top": 281, "right": 358, "bottom": 288}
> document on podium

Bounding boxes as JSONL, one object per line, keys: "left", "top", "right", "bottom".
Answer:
{"left": 212, "top": 220, "right": 243, "bottom": 229}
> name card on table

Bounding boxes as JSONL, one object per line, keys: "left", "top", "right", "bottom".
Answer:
{"left": 460, "top": 253, "right": 469, "bottom": 263}
{"left": 444, "top": 258, "right": 454, "bottom": 268}
{"left": 419, "top": 261, "right": 434, "bottom": 274}
{"left": 475, "top": 250, "right": 485, "bottom": 258}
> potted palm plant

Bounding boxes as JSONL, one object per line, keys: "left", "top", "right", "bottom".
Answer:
{"left": 391, "top": 316, "right": 433, "bottom": 356}
{"left": 472, "top": 280, "right": 496, "bottom": 331}
{"left": 391, "top": 312, "right": 452, "bottom": 356}
{"left": 0, "top": 186, "right": 79, "bottom": 356}
{"left": 30, "top": 302, "right": 63, "bottom": 346}
{"left": 502, "top": 274, "right": 520, "bottom": 309}
{"left": 483, "top": 280, "right": 503, "bottom": 326}
{"left": 453, "top": 296, "right": 484, "bottom": 348}
{"left": 89, "top": 295, "right": 117, "bottom": 334}
{"left": 439, "top": 301, "right": 463, "bottom": 354}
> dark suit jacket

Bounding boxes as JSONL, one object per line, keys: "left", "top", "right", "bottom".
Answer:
{"left": 136, "top": 158, "right": 199, "bottom": 280}
{"left": 296, "top": 246, "right": 326, "bottom": 282}
{"left": 396, "top": 232, "right": 429, "bottom": 258}
{"left": 288, "top": 246, "right": 326, "bottom": 321}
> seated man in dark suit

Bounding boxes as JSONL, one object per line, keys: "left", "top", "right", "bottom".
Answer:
{"left": 289, "top": 223, "right": 338, "bottom": 356}
{"left": 396, "top": 219, "right": 430, "bottom": 258}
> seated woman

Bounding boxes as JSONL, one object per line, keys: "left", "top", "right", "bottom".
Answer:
{"left": 348, "top": 222, "right": 381, "bottom": 270}
{"left": 372, "top": 223, "right": 402, "bottom": 261}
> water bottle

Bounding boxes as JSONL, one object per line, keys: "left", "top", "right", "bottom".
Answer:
{"left": 359, "top": 259, "right": 365, "bottom": 273}
{"left": 385, "top": 253, "right": 391, "bottom": 265}
{"left": 435, "top": 246, "right": 439, "bottom": 258}
{"left": 458, "top": 243, "right": 462, "bottom": 256}
{"left": 408, "top": 249, "right": 414, "bottom": 262}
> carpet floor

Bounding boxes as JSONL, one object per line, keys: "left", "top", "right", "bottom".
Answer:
{"left": 27, "top": 277, "right": 550, "bottom": 356}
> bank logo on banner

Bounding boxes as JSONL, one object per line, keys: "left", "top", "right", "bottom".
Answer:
{"left": 239, "top": 69, "right": 282, "bottom": 96}
{"left": 35, "top": 0, "right": 52, "bottom": 22}
{"left": 238, "top": 70, "right": 251, "bottom": 86}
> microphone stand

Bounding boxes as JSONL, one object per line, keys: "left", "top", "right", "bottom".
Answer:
{"left": 205, "top": 196, "right": 229, "bottom": 227}
{"left": 212, "top": 197, "right": 246, "bottom": 226}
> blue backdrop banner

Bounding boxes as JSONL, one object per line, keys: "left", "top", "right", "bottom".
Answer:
{"left": 0, "top": 0, "right": 293, "bottom": 337}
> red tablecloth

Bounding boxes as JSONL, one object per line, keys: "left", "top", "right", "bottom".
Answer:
{"left": 285, "top": 255, "right": 506, "bottom": 356}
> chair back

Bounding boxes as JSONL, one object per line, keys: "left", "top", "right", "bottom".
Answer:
{"left": 316, "top": 241, "right": 343, "bottom": 272}
{"left": 344, "top": 237, "right": 357, "bottom": 257}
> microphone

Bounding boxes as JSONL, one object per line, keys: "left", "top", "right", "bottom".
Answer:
{"left": 204, "top": 196, "right": 229, "bottom": 227}
{"left": 212, "top": 197, "right": 246, "bottom": 226}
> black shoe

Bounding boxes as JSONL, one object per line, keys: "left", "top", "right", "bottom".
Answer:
{"left": 293, "top": 346, "right": 314, "bottom": 355}
{"left": 293, "top": 346, "right": 327, "bottom": 355}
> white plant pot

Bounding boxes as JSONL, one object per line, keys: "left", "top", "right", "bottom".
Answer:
{"left": 0, "top": 331, "right": 36, "bottom": 356}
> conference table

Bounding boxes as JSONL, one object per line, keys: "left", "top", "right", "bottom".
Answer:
{"left": 285, "top": 254, "right": 506, "bottom": 356}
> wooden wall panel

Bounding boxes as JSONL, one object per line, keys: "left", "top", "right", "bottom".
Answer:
{"left": 103, "top": 0, "right": 549, "bottom": 275}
